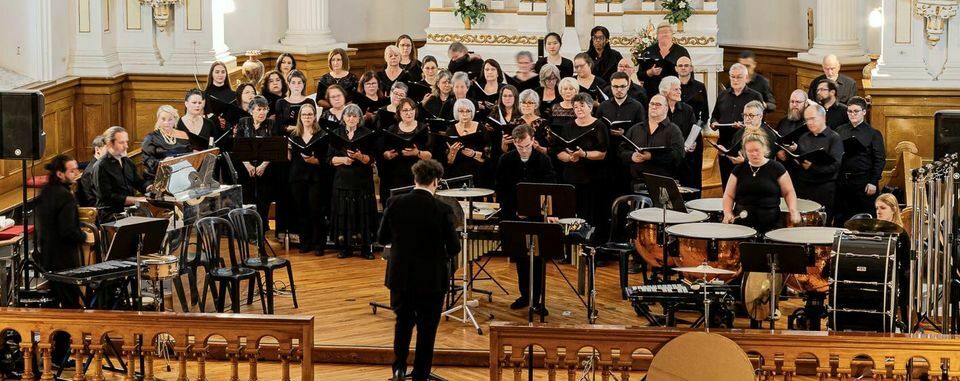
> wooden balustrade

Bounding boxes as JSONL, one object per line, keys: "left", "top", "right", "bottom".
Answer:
{"left": 0, "top": 308, "right": 313, "bottom": 381}
{"left": 490, "top": 322, "right": 960, "bottom": 380}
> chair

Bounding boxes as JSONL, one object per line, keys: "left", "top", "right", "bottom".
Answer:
{"left": 596, "top": 194, "right": 652, "bottom": 299}
{"left": 228, "top": 208, "right": 298, "bottom": 314}
{"left": 195, "top": 217, "right": 266, "bottom": 313}
{"left": 160, "top": 226, "right": 192, "bottom": 312}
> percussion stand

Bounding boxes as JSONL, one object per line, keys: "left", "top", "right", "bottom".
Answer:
{"left": 740, "top": 243, "right": 807, "bottom": 331}
{"left": 440, "top": 188, "right": 495, "bottom": 335}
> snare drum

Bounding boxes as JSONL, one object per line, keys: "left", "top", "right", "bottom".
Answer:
{"left": 780, "top": 198, "right": 825, "bottom": 227}
{"left": 142, "top": 255, "right": 179, "bottom": 280}
{"left": 628, "top": 208, "right": 709, "bottom": 268}
{"left": 764, "top": 226, "right": 846, "bottom": 293}
{"left": 684, "top": 198, "right": 724, "bottom": 222}
{"left": 666, "top": 222, "right": 757, "bottom": 283}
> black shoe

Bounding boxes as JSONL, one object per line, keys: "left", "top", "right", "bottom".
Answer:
{"left": 337, "top": 251, "right": 350, "bottom": 259}
{"left": 533, "top": 305, "right": 549, "bottom": 317}
{"left": 392, "top": 368, "right": 406, "bottom": 381}
{"left": 314, "top": 247, "right": 325, "bottom": 256}
{"left": 510, "top": 297, "right": 529, "bottom": 309}
{"left": 364, "top": 252, "right": 376, "bottom": 260}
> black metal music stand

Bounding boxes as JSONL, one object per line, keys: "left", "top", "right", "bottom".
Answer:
{"left": 739, "top": 242, "right": 807, "bottom": 331}
{"left": 643, "top": 173, "right": 688, "bottom": 281}
{"left": 230, "top": 137, "right": 290, "bottom": 246}
{"left": 101, "top": 216, "right": 168, "bottom": 311}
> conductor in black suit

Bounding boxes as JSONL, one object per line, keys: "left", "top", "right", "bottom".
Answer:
{"left": 378, "top": 159, "right": 461, "bottom": 381}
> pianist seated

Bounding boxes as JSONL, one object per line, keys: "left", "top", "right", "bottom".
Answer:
{"left": 141, "top": 105, "right": 192, "bottom": 181}
{"left": 95, "top": 126, "right": 150, "bottom": 223}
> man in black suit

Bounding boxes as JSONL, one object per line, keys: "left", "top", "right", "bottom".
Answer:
{"left": 378, "top": 159, "right": 461, "bottom": 381}
{"left": 94, "top": 126, "right": 148, "bottom": 222}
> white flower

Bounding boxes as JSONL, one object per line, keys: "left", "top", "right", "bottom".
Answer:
{"left": 678, "top": 1, "right": 686, "bottom": 8}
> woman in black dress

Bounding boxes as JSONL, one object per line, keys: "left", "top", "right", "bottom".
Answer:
{"left": 321, "top": 84, "right": 348, "bottom": 123}
{"left": 355, "top": 71, "right": 389, "bottom": 122}
{"left": 440, "top": 71, "right": 477, "bottom": 121}
{"left": 261, "top": 70, "right": 288, "bottom": 119}
{"left": 722, "top": 132, "right": 801, "bottom": 234}
{"left": 574, "top": 53, "right": 608, "bottom": 104}
{"left": 378, "top": 98, "right": 432, "bottom": 209}
{"left": 470, "top": 59, "right": 505, "bottom": 109}
{"left": 288, "top": 103, "right": 329, "bottom": 255}
{"left": 420, "top": 55, "right": 440, "bottom": 92}
{"left": 376, "top": 45, "right": 411, "bottom": 95}
{"left": 142, "top": 105, "right": 192, "bottom": 181}
{"left": 443, "top": 98, "right": 490, "bottom": 181}
{"left": 585, "top": 26, "right": 623, "bottom": 81}
{"left": 550, "top": 77, "right": 580, "bottom": 127}
{"left": 508, "top": 51, "right": 540, "bottom": 92}
{"left": 534, "top": 32, "right": 574, "bottom": 79}
{"left": 274, "top": 70, "right": 317, "bottom": 134}
{"left": 328, "top": 104, "right": 378, "bottom": 259}
{"left": 552, "top": 93, "right": 609, "bottom": 231}
{"left": 373, "top": 82, "right": 408, "bottom": 132}
{"left": 422, "top": 69, "right": 452, "bottom": 118}
{"left": 203, "top": 61, "right": 235, "bottom": 109}
{"left": 483, "top": 85, "right": 520, "bottom": 186}
{"left": 397, "top": 34, "right": 422, "bottom": 82}
{"left": 535, "top": 64, "right": 561, "bottom": 118}
{"left": 316, "top": 48, "right": 358, "bottom": 107}
{"left": 178, "top": 89, "right": 216, "bottom": 151}
{"left": 505, "top": 89, "right": 550, "bottom": 155}
{"left": 275, "top": 53, "right": 297, "bottom": 82}
{"left": 237, "top": 96, "right": 279, "bottom": 230}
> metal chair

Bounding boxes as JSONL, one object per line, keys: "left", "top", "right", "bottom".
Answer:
{"left": 195, "top": 216, "right": 266, "bottom": 313}
{"left": 596, "top": 194, "right": 652, "bottom": 299}
{"left": 228, "top": 208, "right": 298, "bottom": 314}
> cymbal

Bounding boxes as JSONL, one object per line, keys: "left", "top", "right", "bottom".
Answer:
{"left": 672, "top": 263, "right": 737, "bottom": 275}
{"left": 436, "top": 187, "right": 495, "bottom": 198}
{"left": 843, "top": 218, "right": 906, "bottom": 235}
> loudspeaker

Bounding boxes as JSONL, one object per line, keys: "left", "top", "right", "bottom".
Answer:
{"left": 0, "top": 91, "right": 45, "bottom": 160}
{"left": 934, "top": 110, "right": 960, "bottom": 158}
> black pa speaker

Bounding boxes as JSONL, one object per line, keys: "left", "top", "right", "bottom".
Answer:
{"left": 934, "top": 110, "right": 960, "bottom": 158}
{"left": 0, "top": 91, "right": 45, "bottom": 160}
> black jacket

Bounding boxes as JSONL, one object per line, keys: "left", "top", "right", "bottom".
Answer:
{"left": 495, "top": 149, "right": 556, "bottom": 221}
{"left": 36, "top": 182, "right": 86, "bottom": 272}
{"left": 378, "top": 189, "right": 461, "bottom": 293}
{"left": 94, "top": 155, "right": 148, "bottom": 220}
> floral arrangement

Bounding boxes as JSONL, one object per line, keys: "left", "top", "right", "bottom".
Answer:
{"left": 454, "top": 0, "right": 488, "bottom": 29}
{"left": 630, "top": 21, "right": 658, "bottom": 65}
{"left": 661, "top": 0, "right": 694, "bottom": 24}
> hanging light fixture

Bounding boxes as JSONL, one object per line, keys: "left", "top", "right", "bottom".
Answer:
{"left": 139, "top": 0, "right": 185, "bottom": 32}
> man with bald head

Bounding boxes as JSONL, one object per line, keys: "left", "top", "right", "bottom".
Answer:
{"left": 710, "top": 63, "right": 764, "bottom": 187}
{"left": 793, "top": 104, "right": 844, "bottom": 222}
{"left": 677, "top": 56, "right": 709, "bottom": 124}
{"left": 806, "top": 54, "right": 858, "bottom": 104}
{"left": 602, "top": 58, "right": 649, "bottom": 104}
{"left": 620, "top": 94, "right": 685, "bottom": 190}
{"left": 776, "top": 90, "right": 810, "bottom": 163}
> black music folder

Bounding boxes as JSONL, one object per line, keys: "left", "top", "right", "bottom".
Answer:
{"left": 772, "top": 125, "right": 807, "bottom": 146}
{"left": 505, "top": 74, "right": 540, "bottom": 91}
{"left": 327, "top": 130, "right": 377, "bottom": 151}
{"left": 708, "top": 140, "right": 742, "bottom": 157}
{"left": 382, "top": 129, "right": 427, "bottom": 150}
{"left": 842, "top": 136, "right": 866, "bottom": 156}
{"left": 404, "top": 80, "right": 432, "bottom": 101}
{"left": 424, "top": 117, "right": 457, "bottom": 133}
{"left": 206, "top": 96, "right": 249, "bottom": 127}
{"left": 287, "top": 135, "right": 328, "bottom": 157}
{"left": 784, "top": 147, "right": 837, "bottom": 165}
{"left": 548, "top": 128, "right": 596, "bottom": 150}
{"left": 602, "top": 117, "right": 635, "bottom": 131}
{"left": 620, "top": 135, "right": 667, "bottom": 153}
{"left": 433, "top": 131, "right": 487, "bottom": 147}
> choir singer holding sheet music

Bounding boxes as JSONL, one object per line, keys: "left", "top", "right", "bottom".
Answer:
{"left": 833, "top": 96, "right": 885, "bottom": 226}
{"left": 619, "top": 94, "right": 684, "bottom": 191}
{"left": 788, "top": 103, "right": 844, "bottom": 224}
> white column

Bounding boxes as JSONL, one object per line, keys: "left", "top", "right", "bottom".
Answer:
{"left": 271, "top": 0, "right": 345, "bottom": 54}
{"left": 797, "top": 0, "right": 870, "bottom": 64}
{"left": 70, "top": 0, "right": 123, "bottom": 77}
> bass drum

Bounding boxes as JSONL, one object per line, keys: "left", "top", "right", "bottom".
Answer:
{"left": 829, "top": 231, "right": 898, "bottom": 332}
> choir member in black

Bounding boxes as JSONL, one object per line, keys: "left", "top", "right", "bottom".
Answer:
{"left": 397, "top": 34, "right": 423, "bottom": 82}
{"left": 660, "top": 76, "right": 703, "bottom": 191}
{"left": 420, "top": 56, "right": 440, "bottom": 95}
{"left": 677, "top": 56, "right": 709, "bottom": 125}
{"left": 94, "top": 126, "right": 149, "bottom": 222}
{"left": 552, "top": 93, "right": 609, "bottom": 236}
{"left": 288, "top": 103, "right": 329, "bottom": 255}
{"left": 320, "top": 84, "right": 348, "bottom": 123}
{"left": 534, "top": 32, "right": 574, "bottom": 79}
{"left": 356, "top": 71, "right": 389, "bottom": 121}
{"left": 638, "top": 22, "right": 691, "bottom": 102}
{"left": 377, "top": 45, "right": 412, "bottom": 95}
{"left": 179, "top": 89, "right": 216, "bottom": 151}
{"left": 503, "top": 89, "right": 550, "bottom": 155}
{"left": 834, "top": 96, "right": 885, "bottom": 226}
{"left": 375, "top": 82, "right": 408, "bottom": 132}
{"left": 422, "top": 70, "right": 452, "bottom": 118}
{"left": 443, "top": 99, "right": 490, "bottom": 181}
{"left": 446, "top": 42, "right": 484, "bottom": 80}
{"left": 470, "top": 59, "right": 505, "bottom": 109}
{"left": 775, "top": 90, "right": 809, "bottom": 165}
{"left": 508, "top": 51, "right": 540, "bottom": 92}
{"left": 379, "top": 98, "right": 433, "bottom": 210}
{"left": 807, "top": 54, "right": 858, "bottom": 104}
{"left": 535, "top": 64, "right": 561, "bottom": 118}
{"left": 738, "top": 51, "right": 776, "bottom": 112}
{"left": 316, "top": 48, "right": 358, "bottom": 108}
{"left": 37, "top": 154, "right": 88, "bottom": 307}
{"left": 275, "top": 70, "right": 318, "bottom": 133}
{"left": 439, "top": 72, "right": 476, "bottom": 121}
{"left": 574, "top": 53, "right": 608, "bottom": 104}
{"left": 495, "top": 125, "right": 557, "bottom": 312}
{"left": 377, "top": 159, "right": 460, "bottom": 381}
{"left": 586, "top": 26, "right": 623, "bottom": 81}
{"left": 77, "top": 135, "right": 106, "bottom": 207}
{"left": 142, "top": 105, "right": 192, "bottom": 181}
{"left": 814, "top": 79, "right": 849, "bottom": 129}
{"left": 728, "top": 101, "right": 781, "bottom": 167}
{"left": 602, "top": 58, "right": 648, "bottom": 105}
{"left": 721, "top": 132, "right": 801, "bottom": 234}
{"left": 237, "top": 96, "right": 279, "bottom": 230}
{"left": 790, "top": 104, "right": 844, "bottom": 222}
{"left": 261, "top": 70, "right": 288, "bottom": 119}
{"left": 619, "top": 94, "right": 684, "bottom": 188}
{"left": 203, "top": 61, "right": 235, "bottom": 113}
{"left": 223, "top": 82, "right": 256, "bottom": 145}
{"left": 235, "top": 83, "right": 257, "bottom": 115}
{"left": 481, "top": 85, "right": 520, "bottom": 187}
{"left": 599, "top": 72, "right": 647, "bottom": 195}
{"left": 551, "top": 77, "right": 580, "bottom": 126}
{"left": 328, "top": 104, "right": 378, "bottom": 259}
{"left": 275, "top": 53, "right": 297, "bottom": 83}
{"left": 710, "top": 63, "right": 763, "bottom": 188}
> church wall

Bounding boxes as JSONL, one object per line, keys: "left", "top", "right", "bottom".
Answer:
{"left": 0, "top": 2, "right": 43, "bottom": 81}
{"left": 223, "top": 0, "right": 288, "bottom": 55}
{"left": 328, "top": 0, "right": 430, "bottom": 44}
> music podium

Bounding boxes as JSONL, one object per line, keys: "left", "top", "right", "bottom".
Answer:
{"left": 739, "top": 242, "right": 807, "bottom": 331}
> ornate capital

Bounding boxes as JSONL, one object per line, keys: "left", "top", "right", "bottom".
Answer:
{"left": 610, "top": 35, "right": 716, "bottom": 47}
{"left": 916, "top": 0, "right": 959, "bottom": 46}
{"left": 427, "top": 33, "right": 540, "bottom": 45}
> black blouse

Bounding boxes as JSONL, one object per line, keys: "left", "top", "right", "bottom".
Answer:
{"left": 535, "top": 86, "right": 560, "bottom": 118}
{"left": 288, "top": 132, "right": 328, "bottom": 182}
{"left": 638, "top": 43, "right": 691, "bottom": 99}
{"left": 141, "top": 130, "right": 192, "bottom": 180}
{"left": 400, "top": 59, "right": 423, "bottom": 82}
{"left": 376, "top": 69, "right": 412, "bottom": 95}
{"left": 534, "top": 56, "right": 574, "bottom": 79}
{"left": 732, "top": 159, "right": 787, "bottom": 209}
{"left": 355, "top": 95, "right": 389, "bottom": 115}
{"left": 551, "top": 119, "right": 609, "bottom": 184}
{"left": 442, "top": 124, "right": 491, "bottom": 180}
{"left": 274, "top": 98, "right": 317, "bottom": 132}
{"left": 317, "top": 72, "right": 359, "bottom": 101}
{"left": 327, "top": 126, "right": 376, "bottom": 190}
{"left": 204, "top": 83, "right": 236, "bottom": 108}
{"left": 578, "top": 76, "right": 609, "bottom": 103}
{"left": 176, "top": 117, "right": 216, "bottom": 151}
{"left": 237, "top": 118, "right": 279, "bottom": 166}
{"left": 379, "top": 123, "right": 432, "bottom": 187}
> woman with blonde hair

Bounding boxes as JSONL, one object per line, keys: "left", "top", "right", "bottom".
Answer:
{"left": 376, "top": 45, "right": 411, "bottom": 94}
{"left": 875, "top": 193, "right": 903, "bottom": 227}
{"left": 142, "top": 105, "right": 192, "bottom": 180}
{"left": 722, "top": 131, "right": 800, "bottom": 234}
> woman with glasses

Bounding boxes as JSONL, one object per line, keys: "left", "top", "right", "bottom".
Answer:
{"left": 552, "top": 93, "right": 608, "bottom": 236}
{"left": 504, "top": 89, "right": 549, "bottom": 154}
{"left": 482, "top": 85, "right": 521, "bottom": 187}
{"left": 378, "top": 98, "right": 432, "bottom": 209}
{"left": 535, "top": 64, "right": 562, "bottom": 118}
{"left": 374, "top": 82, "right": 409, "bottom": 132}
{"left": 288, "top": 103, "right": 330, "bottom": 255}
{"left": 534, "top": 32, "right": 574, "bottom": 79}
{"left": 550, "top": 77, "right": 580, "bottom": 128}
{"left": 355, "top": 71, "right": 389, "bottom": 120}
{"left": 423, "top": 69, "right": 453, "bottom": 118}
{"left": 328, "top": 104, "right": 378, "bottom": 259}
{"left": 585, "top": 26, "right": 623, "bottom": 81}
{"left": 443, "top": 98, "right": 490, "bottom": 181}
{"left": 396, "top": 34, "right": 422, "bottom": 82}
{"left": 574, "top": 53, "right": 608, "bottom": 104}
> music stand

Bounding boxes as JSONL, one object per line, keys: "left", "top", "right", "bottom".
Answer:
{"left": 643, "top": 173, "right": 688, "bottom": 281}
{"left": 231, "top": 136, "right": 289, "bottom": 246}
{"left": 100, "top": 216, "right": 168, "bottom": 310}
{"left": 739, "top": 242, "right": 807, "bottom": 331}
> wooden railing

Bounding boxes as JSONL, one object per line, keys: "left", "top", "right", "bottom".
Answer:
{"left": 489, "top": 322, "right": 960, "bottom": 380}
{"left": 0, "top": 308, "right": 313, "bottom": 380}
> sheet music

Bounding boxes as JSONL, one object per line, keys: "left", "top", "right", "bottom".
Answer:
{"left": 684, "top": 124, "right": 702, "bottom": 150}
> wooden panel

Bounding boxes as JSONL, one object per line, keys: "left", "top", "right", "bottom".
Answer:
{"left": 720, "top": 45, "right": 803, "bottom": 123}
{"left": 121, "top": 74, "right": 203, "bottom": 145}
{"left": 864, "top": 88, "right": 960, "bottom": 163}
{"left": 789, "top": 58, "right": 867, "bottom": 97}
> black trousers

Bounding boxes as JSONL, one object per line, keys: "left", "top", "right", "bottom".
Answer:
{"left": 795, "top": 180, "right": 836, "bottom": 224}
{"left": 291, "top": 180, "right": 328, "bottom": 251}
{"left": 833, "top": 178, "right": 877, "bottom": 226}
{"left": 240, "top": 170, "right": 273, "bottom": 231}
{"left": 515, "top": 254, "right": 545, "bottom": 306}
{"left": 390, "top": 289, "right": 445, "bottom": 380}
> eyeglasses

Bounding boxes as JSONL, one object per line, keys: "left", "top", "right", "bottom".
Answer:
{"left": 847, "top": 108, "right": 864, "bottom": 114}
{"left": 458, "top": 109, "right": 473, "bottom": 114}
{"left": 742, "top": 113, "right": 761, "bottom": 118}
{"left": 400, "top": 108, "right": 416, "bottom": 113}
{"left": 649, "top": 102, "right": 665, "bottom": 107}
{"left": 521, "top": 101, "right": 538, "bottom": 105}
{"left": 611, "top": 84, "right": 629, "bottom": 89}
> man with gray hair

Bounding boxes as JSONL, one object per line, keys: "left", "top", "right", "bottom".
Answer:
{"left": 738, "top": 50, "right": 776, "bottom": 112}
{"left": 709, "top": 63, "right": 764, "bottom": 187}
{"left": 807, "top": 54, "right": 858, "bottom": 104}
{"left": 660, "top": 76, "right": 702, "bottom": 191}
{"left": 791, "top": 103, "right": 844, "bottom": 222}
